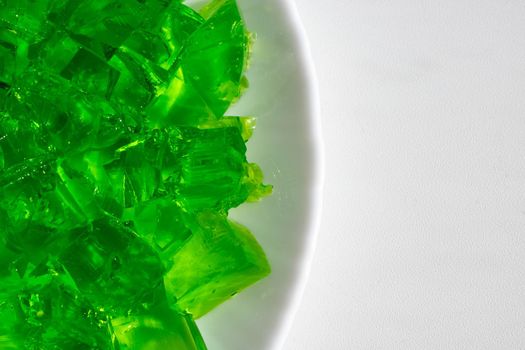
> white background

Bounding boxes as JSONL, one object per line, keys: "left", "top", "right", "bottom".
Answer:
{"left": 284, "top": 1, "right": 525, "bottom": 349}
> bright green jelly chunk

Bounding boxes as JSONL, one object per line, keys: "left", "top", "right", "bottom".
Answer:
{"left": 164, "top": 211, "right": 270, "bottom": 318}
{"left": 111, "top": 304, "right": 206, "bottom": 350}
{"left": 181, "top": 0, "right": 249, "bottom": 115}
{"left": 147, "top": 0, "right": 250, "bottom": 127}
{"left": 0, "top": 260, "right": 113, "bottom": 349}
{"left": 59, "top": 217, "right": 166, "bottom": 314}
{"left": 0, "top": 0, "right": 271, "bottom": 348}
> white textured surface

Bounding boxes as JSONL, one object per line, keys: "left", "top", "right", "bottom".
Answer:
{"left": 285, "top": 1, "right": 525, "bottom": 349}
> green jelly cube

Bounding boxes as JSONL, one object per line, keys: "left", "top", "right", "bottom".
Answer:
{"left": 0, "top": 44, "right": 15, "bottom": 86}
{"left": 60, "top": 48, "right": 120, "bottom": 99}
{"left": 0, "top": 0, "right": 54, "bottom": 45}
{"left": 32, "top": 32, "right": 81, "bottom": 75}
{"left": 111, "top": 305, "right": 207, "bottom": 350}
{"left": 0, "top": 260, "right": 112, "bottom": 349}
{"left": 123, "top": 198, "right": 192, "bottom": 255}
{"left": 176, "top": 125, "right": 271, "bottom": 211}
{"left": 59, "top": 217, "right": 165, "bottom": 315}
{"left": 176, "top": 126, "right": 247, "bottom": 210}
{"left": 179, "top": 0, "right": 249, "bottom": 117}
{"left": 120, "top": 3, "right": 204, "bottom": 70}
{"left": 63, "top": 0, "right": 148, "bottom": 48}
{"left": 0, "top": 116, "right": 47, "bottom": 168}
{"left": 164, "top": 212, "right": 270, "bottom": 318}
{"left": 147, "top": 0, "right": 250, "bottom": 127}
{"left": 108, "top": 54, "right": 157, "bottom": 113}
{"left": 146, "top": 66, "right": 216, "bottom": 128}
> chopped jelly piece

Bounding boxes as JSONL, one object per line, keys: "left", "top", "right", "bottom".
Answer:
{"left": 147, "top": 0, "right": 249, "bottom": 127}
{"left": 0, "top": 260, "right": 113, "bottom": 349}
{"left": 59, "top": 217, "right": 165, "bottom": 315}
{"left": 111, "top": 304, "right": 206, "bottom": 350}
{"left": 164, "top": 211, "right": 271, "bottom": 318}
{"left": 0, "top": 0, "right": 271, "bottom": 348}
{"left": 179, "top": 0, "right": 249, "bottom": 117}
{"left": 60, "top": 48, "right": 120, "bottom": 98}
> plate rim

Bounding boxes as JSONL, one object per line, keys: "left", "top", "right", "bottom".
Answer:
{"left": 270, "top": 0, "right": 325, "bottom": 348}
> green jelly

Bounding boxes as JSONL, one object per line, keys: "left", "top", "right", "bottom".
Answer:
{"left": 164, "top": 211, "right": 271, "bottom": 318}
{"left": 0, "top": 0, "right": 271, "bottom": 348}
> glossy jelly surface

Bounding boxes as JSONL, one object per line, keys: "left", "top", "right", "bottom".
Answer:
{"left": 0, "top": 0, "right": 271, "bottom": 348}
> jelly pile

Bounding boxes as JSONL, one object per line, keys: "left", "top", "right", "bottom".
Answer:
{"left": 0, "top": 0, "right": 271, "bottom": 348}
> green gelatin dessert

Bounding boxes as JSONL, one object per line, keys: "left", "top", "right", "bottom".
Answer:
{"left": 0, "top": 0, "right": 272, "bottom": 348}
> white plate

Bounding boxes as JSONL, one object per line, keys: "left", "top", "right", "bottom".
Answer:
{"left": 196, "top": 0, "right": 323, "bottom": 349}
